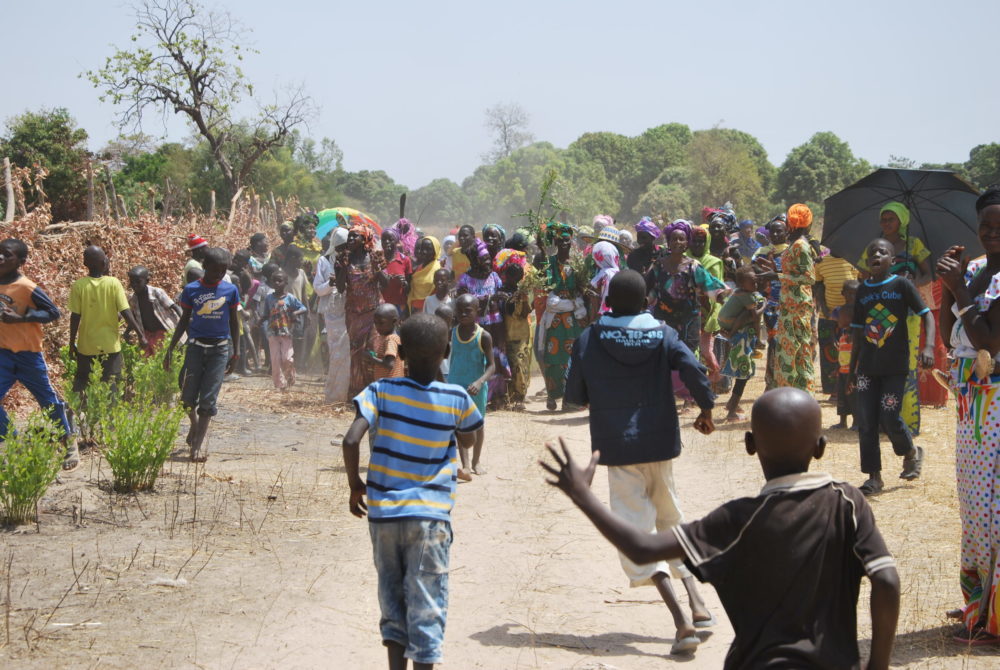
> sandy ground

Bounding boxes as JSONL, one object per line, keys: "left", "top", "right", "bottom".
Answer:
{"left": 0, "top": 371, "right": 998, "bottom": 669}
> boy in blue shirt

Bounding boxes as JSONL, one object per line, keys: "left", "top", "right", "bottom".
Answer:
{"left": 165, "top": 248, "right": 240, "bottom": 462}
{"left": 343, "top": 313, "right": 483, "bottom": 670}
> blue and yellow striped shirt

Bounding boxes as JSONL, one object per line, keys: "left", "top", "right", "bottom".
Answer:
{"left": 355, "top": 378, "right": 483, "bottom": 522}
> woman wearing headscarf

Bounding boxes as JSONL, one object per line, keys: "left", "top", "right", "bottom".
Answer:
{"left": 482, "top": 224, "right": 507, "bottom": 265}
{"left": 440, "top": 234, "right": 456, "bottom": 267}
{"left": 771, "top": 204, "right": 817, "bottom": 392}
{"left": 457, "top": 238, "right": 508, "bottom": 406}
{"left": 379, "top": 228, "right": 413, "bottom": 315}
{"left": 408, "top": 235, "right": 441, "bottom": 313}
{"left": 335, "top": 223, "right": 386, "bottom": 396}
{"left": 752, "top": 217, "right": 791, "bottom": 389}
{"left": 688, "top": 226, "right": 726, "bottom": 381}
{"left": 858, "top": 201, "right": 933, "bottom": 435}
{"left": 314, "top": 226, "right": 351, "bottom": 403}
{"left": 628, "top": 217, "right": 662, "bottom": 274}
{"left": 538, "top": 222, "right": 587, "bottom": 411}
{"left": 938, "top": 187, "right": 1000, "bottom": 644}
{"left": 590, "top": 240, "right": 621, "bottom": 316}
{"left": 389, "top": 217, "right": 419, "bottom": 260}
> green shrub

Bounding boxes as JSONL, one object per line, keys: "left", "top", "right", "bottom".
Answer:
{"left": 62, "top": 360, "right": 116, "bottom": 447}
{"left": 103, "top": 401, "right": 184, "bottom": 492}
{"left": 0, "top": 413, "right": 63, "bottom": 524}
{"left": 126, "top": 340, "right": 182, "bottom": 405}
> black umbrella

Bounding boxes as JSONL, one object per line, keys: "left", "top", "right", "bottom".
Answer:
{"left": 822, "top": 168, "right": 982, "bottom": 267}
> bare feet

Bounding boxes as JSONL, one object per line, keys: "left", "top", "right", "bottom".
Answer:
{"left": 457, "top": 469, "right": 473, "bottom": 482}
{"left": 472, "top": 464, "right": 487, "bottom": 475}
{"left": 725, "top": 412, "right": 747, "bottom": 423}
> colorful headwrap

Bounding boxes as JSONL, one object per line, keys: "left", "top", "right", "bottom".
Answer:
{"left": 494, "top": 248, "right": 528, "bottom": 275}
{"left": 701, "top": 207, "right": 720, "bottom": 222}
{"left": 482, "top": 223, "right": 507, "bottom": 243}
{"left": 634, "top": 216, "right": 662, "bottom": 240}
{"left": 662, "top": 219, "right": 694, "bottom": 243}
{"left": 590, "top": 241, "right": 621, "bottom": 314}
{"left": 465, "top": 238, "right": 491, "bottom": 264}
{"left": 544, "top": 221, "right": 575, "bottom": 244}
{"left": 787, "top": 204, "right": 813, "bottom": 230}
{"left": 350, "top": 223, "right": 377, "bottom": 251}
{"left": 390, "top": 218, "right": 419, "bottom": 257}
{"left": 879, "top": 201, "right": 911, "bottom": 236}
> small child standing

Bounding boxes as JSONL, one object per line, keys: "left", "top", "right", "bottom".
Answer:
{"left": 832, "top": 279, "right": 860, "bottom": 430}
{"left": 343, "top": 313, "right": 483, "bottom": 670}
{"left": 165, "top": 248, "right": 240, "bottom": 462}
{"left": 851, "top": 239, "right": 935, "bottom": 495}
{"left": 718, "top": 266, "right": 766, "bottom": 422}
{"left": 563, "top": 270, "right": 715, "bottom": 655}
{"left": 0, "top": 239, "right": 74, "bottom": 469}
{"left": 262, "top": 269, "right": 307, "bottom": 391}
{"left": 369, "top": 303, "right": 405, "bottom": 381}
{"left": 542, "top": 387, "right": 900, "bottom": 670}
{"left": 127, "top": 265, "right": 181, "bottom": 356}
{"left": 449, "top": 294, "right": 495, "bottom": 479}
{"left": 423, "top": 268, "right": 454, "bottom": 316}
{"left": 69, "top": 246, "right": 146, "bottom": 394}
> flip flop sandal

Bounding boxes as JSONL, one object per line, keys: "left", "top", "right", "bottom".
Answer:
{"left": 900, "top": 446, "right": 924, "bottom": 481}
{"left": 945, "top": 608, "right": 964, "bottom": 620}
{"left": 62, "top": 449, "right": 81, "bottom": 472}
{"left": 693, "top": 613, "right": 717, "bottom": 629}
{"left": 670, "top": 634, "right": 700, "bottom": 655}
{"left": 859, "top": 478, "right": 883, "bottom": 496}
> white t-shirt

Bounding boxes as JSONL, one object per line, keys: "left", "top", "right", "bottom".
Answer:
{"left": 423, "top": 294, "right": 454, "bottom": 316}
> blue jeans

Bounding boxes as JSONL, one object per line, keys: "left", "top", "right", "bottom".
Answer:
{"left": 0, "top": 350, "right": 70, "bottom": 438}
{"left": 369, "top": 519, "right": 452, "bottom": 664}
{"left": 180, "top": 341, "right": 230, "bottom": 416}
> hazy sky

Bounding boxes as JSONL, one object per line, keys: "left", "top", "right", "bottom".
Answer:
{"left": 5, "top": 0, "right": 997, "bottom": 189}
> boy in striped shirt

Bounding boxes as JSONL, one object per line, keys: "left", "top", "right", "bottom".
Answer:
{"left": 344, "top": 313, "right": 483, "bottom": 669}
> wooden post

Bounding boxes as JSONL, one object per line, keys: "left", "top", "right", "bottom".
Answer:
{"left": 101, "top": 184, "right": 110, "bottom": 220}
{"left": 85, "top": 158, "right": 95, "bottom": 220}
{"left": 104, "top": 165, "right": 120, "bottom": 222}
{"left": 2, "top": 157, "right": 13, "bottom": 223}
{"left": 251, "top": 192, "right": 260, "bottom": 226}
{"left": 209, "top": 190, "right": 216, "bottom": 219}
{"left": 226, "top": 186, "right": 245, "bottom": 234}
{"left": 160, "top": 178, "right": 173, "bottom": 224}
{"left": 117, "top": 194, "right": 129, "bottom": 219}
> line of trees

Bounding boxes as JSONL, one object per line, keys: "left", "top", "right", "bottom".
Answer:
{"left": 2, "top": 0, "right": 999, "bottom": 230}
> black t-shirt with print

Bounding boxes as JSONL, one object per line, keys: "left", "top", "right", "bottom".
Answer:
{"left": 851, "top": 275, "right": 927, "bottom": 377}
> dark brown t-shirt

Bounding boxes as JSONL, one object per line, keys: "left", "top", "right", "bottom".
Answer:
{"left": 672, "top": 472, "right": 894, "bottom": 670}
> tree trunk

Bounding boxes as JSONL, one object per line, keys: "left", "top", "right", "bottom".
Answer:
{"left": 101, "top": 185, "right": 110, "bottom": 220}
{"left": 209, "top": 190, "right": 216, "bottom": 219}
{"left": 85, "top": 159, "right": 95, "bottom": 220}
{"left": 160, "top": 178, "right": 173, "bottom": 225}
{"left": 251, "top": 192, "right": 260, "bottom": 226}
{"left": 105, "top": 166, "right": 120, "bottom": 222}
{"left": 226, "top": 186, "right": 245, "bottom": 234}
{"left": 2, "top": 157, "right": 13, "bottom": 224}
{"left": 117, "top": 195, "right": 129, "bottom": 219}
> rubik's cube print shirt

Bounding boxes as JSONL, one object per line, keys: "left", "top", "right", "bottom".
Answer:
{"left": 851, "top": 275, "right": 928, "bottom": 377}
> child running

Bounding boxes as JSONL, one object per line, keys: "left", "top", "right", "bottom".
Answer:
{"left": 262, "top": 269, "right": 307, "bottom": 391}
{"left": 343, "top": 313, "right": 483, "bottom": 670}
{"left": 718, "top": 266, "right": 766, "bottom": 422}
{"left": 564, "top": 269, "right": 715, "bottom": 655}
{"left": 165, "top": 248, "right": 240, "bottom": 462}
{"left": 541, "top": 387, "right": 901, "bottom": 670}
{"left": 449, "top": 293, "right": 495, "bottom": 479}
{"left": 850, "top": 238, "right": 935, "bottom": 495}
{"left": 0, "top": 238, "right": 74, "bottom": 468}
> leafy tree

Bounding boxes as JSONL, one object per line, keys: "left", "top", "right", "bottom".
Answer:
{"left": 336, "top": 170, "right": 407, "bottom": 224}
{"left": 408, "top": 179, "right": 469, "bottom": 232}
{"left": 482, "top": 102, "right": 534, "bottom": 163}
{"left": 966, "top": 143, "right": 1000, "bottom": 188}
{"left": 886, "top": 155, "right": 917, "bottom": 169}
{"left": 635, "top": 183, "right": 692, "bottom": 222}
{"left": 0, "top": 108, "right": 89, "bottom": 221}
{"left": 776, "top": 132, "right": 870, "bottom": 206}
{"left": 683, "top": 129, "right": 770, "bottom": 222}
{"left": 87, "top": 0, "right": 313, "bottom": 200}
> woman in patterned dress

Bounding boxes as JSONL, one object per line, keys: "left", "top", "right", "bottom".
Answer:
{"left": 937, "top": 186, "right": 1000, "bottom": 644}
{"left": 539, "top": 223, "right": 586, "bottom": 411}
{"left": 770, "top": 204, "right": 817, "bottom": 392}
{"left": 335, "top": 223, "right": 385, "bottom": 396}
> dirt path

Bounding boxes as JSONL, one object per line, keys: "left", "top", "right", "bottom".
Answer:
{"left": 0, "top": 373, "right": 996, "bottom": 668}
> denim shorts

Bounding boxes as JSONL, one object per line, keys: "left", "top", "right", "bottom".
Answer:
{"left": 369, "top": 518, "right": 452, "bottom": 664}
{"left": 180, "top": 340, "right": 230, "bottom": 416}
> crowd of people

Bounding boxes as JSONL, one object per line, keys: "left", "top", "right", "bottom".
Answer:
{"left": 1, "top": 188, "right": 999, "bottom": 668}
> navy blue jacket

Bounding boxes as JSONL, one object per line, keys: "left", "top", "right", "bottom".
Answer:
{"left": 564, "top": 314, "right": 715, "bottom": 466}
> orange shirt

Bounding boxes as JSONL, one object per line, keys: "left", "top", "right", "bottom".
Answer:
{"left": 371, "top": 332, "right": 405, "bottom": 380}
{"left": 0, "top": 275, "right": 60, "bottom": 353}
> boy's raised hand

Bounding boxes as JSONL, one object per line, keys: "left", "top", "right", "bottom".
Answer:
{"left": 539, "top": 438, "right": 599, "bottom": 501}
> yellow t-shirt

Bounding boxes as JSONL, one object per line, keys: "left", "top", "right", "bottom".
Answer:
{"left": 813, "top": 256, "right": 858, "bottom": 309}
{"left": 68, "top": 276, "right": 129, "bottom": 356}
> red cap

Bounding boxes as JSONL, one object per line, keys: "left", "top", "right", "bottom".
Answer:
{"left": 187, "top": 234, "right": 208, "bottom": 250}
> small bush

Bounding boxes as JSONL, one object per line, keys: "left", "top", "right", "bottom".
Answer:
{"left": 103, "top": 401, "right": 184, "bottom": 492}
{"left": 0, "top": 413, "right": 63, "bottom": 524}
{"left": 61, "top": 357, "right": 116, "bottom": 447}
{"left": 126, "top": 339, "right": 182, "bottom": 405}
